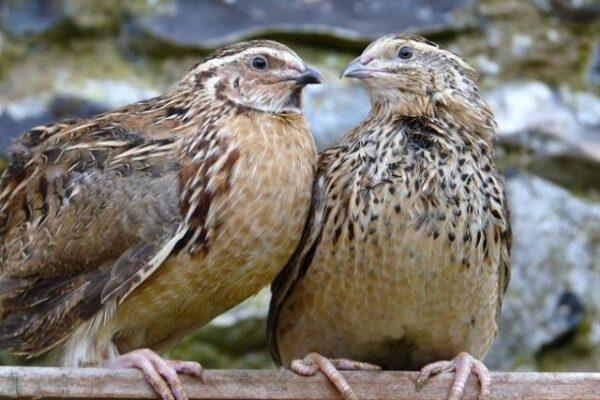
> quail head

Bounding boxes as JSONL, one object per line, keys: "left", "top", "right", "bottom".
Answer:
{"left": 268, "top": 34, "right": 511, "bottom": 400}
{"left": 0, "top": 40, "right": 321, "bottom": 400}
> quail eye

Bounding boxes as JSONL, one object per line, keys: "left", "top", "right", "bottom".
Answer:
{"left": 398, "top": 46, "right": 413, "bottom": 60}
{"left": 251, "top": 56, "right": 268, "bottom": 71}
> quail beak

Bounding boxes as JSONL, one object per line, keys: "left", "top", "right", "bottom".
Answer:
{"left": 340, "top": 57, "right": 379, "bottom": 79}
{"left": 290, "top": 66, "right": 323, "bottom": 86}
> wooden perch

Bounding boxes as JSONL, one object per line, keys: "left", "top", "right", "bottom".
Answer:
{"left": 0, "top": 367, "right": 598, "bottom": 400}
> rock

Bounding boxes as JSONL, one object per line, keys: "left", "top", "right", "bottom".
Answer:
{"left": 132, "top": 0, "right": 474, "bottom": 49}
{"left": 0, "top": 39, "right": 161, "bottom": 156}
{"left": 308, "top": 80, "right": 600, "bottom": 174}
{"left": 168, "top": 288, "right": 274, "bottom": 369}
{"left": 510, "top": 34, "right": 534, "bottom": 58}
{"left": 0, "top": 0, "right": 66, "bottom": 36}
{"left": 589, "top": 42, "right": 600, "bottom": 86}
{"left": 463, "top": 0, "right": 594, "bottom": 88}
{"left": 304, "top": 76, "right": 368, "bottom": 150}
{"left": 0, "top": 95, "right": 107, "bottom": 155}
{"left": 0, "top": 0, "right": 168, "bottom": 37}
{"left": 540, "top": 0, "right": 600, "bottom": 24}
{"left": 305, "top": 79, "right": 600, "bottom": 166}
{"left": 488, "top": 82, "right": 600, "bottom": 162}
{"left": 486, "top": 81, "right": 600, "bottom": 189}
{"left": 487, "top": 173, "right": 600, "bottom": 371}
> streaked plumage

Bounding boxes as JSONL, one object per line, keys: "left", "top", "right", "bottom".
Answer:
{"left": 0, "top": 40, "right": 320, "bottom": 400}
{"left": 268, "top": 34, "right": 511, "bottom": 400}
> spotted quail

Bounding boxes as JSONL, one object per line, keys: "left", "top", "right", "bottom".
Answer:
{"left": 268, "top": 34, "right": 511, "bottom": 400}
{"left": 0, "top": 40, "right": 321, "bottom": 400}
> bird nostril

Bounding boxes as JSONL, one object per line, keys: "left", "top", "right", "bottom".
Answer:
{"left": 288, "top": 62, "right": 304, "bottom": 73}
{"left": 360, "top": 54, "right": 375, "bottom": 65}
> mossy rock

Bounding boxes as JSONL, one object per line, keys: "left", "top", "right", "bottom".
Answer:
{"left": 168, "top": 318, "right": 274, "bottom": 369}
{"left": 536, "top": 317, "right": 600, "bottom": 371}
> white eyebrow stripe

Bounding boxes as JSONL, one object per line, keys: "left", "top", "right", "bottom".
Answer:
{"left": 368, "top": 38, "right": 470, "bottom": 70}
{"left": 194, "top": 47, "right": 303, "bottom": 72}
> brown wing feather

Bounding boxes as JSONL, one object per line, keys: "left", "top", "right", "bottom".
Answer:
{"left": 496, "top": 183, "right": 512, "bottom": 320}
{"left": 0, "top": 115, "right": 188, "bottom": 355}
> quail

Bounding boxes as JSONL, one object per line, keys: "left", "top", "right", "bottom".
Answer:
{"left": 268, "top": 34, "right": 511, "bottom": 400}
{"left": 0, "top": 40, "right": 321, "bottom": 400}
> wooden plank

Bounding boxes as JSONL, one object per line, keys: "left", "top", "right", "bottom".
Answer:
{"left": 0, "top": 367, "right": 598, "bottom": 400}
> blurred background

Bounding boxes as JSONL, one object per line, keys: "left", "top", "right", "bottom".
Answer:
{"left": 0, "top": 0, "right": 599, "bottom": 372}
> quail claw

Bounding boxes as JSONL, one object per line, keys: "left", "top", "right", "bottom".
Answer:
{"left": 290, "top": 352, "right": 381, "bottom": 400}
{"left": 103, "top": 348, "right": 203, "bottom": 400}
{"left": 416, "top": 352, "right": 491, "bottom": 400}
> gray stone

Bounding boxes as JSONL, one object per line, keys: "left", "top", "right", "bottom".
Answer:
{"left": 0, "top": 96, "right": 106, "bottom": 155}
{"left": 305, "top": 80, "right": 600, "bottom": 163}
{"left": 307, "top": 78, "right": 600, "bottom": 193}
{"left": 486, "top": 81, "right": 600, "bottom": 164}
{"left": 304, "top": 78, "right": 368, "bottom": 150}
{"left": 537, "top": 0, "right": 600, "bottom": 24}
{"left": 132, "top": 0, "right": 474, "bottom": 49}
{"left": 0, "top": 0, "right": 66, "bottom": 36}
{"left": 487, "top": 173, "right": 600, "bottom": 370}
{"left": 589, "top": 42, "right": 600, "bottom": 86}
{"left": 168, "top": 288, "right": 273, "bottom": 369}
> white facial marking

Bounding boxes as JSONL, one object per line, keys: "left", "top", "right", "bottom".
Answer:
{"left": 195, "top": 47, "right": 303, "bottom": 73}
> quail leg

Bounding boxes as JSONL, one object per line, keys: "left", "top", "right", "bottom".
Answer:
{"left": 103, "top": 348, "right": 203, "bottom": 400}
{"left": 291, "top": 352, "right": 381, "bottom": 400}
{"left": 416, "top": 352, "right": 490, "bottom": 400}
